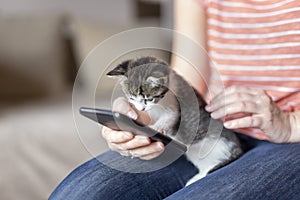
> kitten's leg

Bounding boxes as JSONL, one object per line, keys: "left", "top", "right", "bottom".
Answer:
{"left": 185, "top": 137, "right": 238, "bottom": 186}
{"left": 148, "top": 105, "right": 179, "bottom": 132}
{"left": 185, "top": 169, "right": 210, "bottom": 186}
{"left": 185, "top": 161, "right": 217, "bottom": 186}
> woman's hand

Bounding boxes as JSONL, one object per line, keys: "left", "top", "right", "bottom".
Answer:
{"left": 205, "top": 86, "right": 292, "bottom": 143}
{"left": 101, "top": 97, "right": 165, "bottom": 160}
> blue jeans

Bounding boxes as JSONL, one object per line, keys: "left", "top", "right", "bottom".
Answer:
{"left": 50, "top": 135, "right": 300, "bottom": 200}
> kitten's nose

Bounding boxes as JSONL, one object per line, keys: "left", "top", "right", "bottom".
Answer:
{"left": 137, "top": 106, "right": 145, "bottom": 111}
{"left": 134, "top": 103, "right": 145, "bottom": 111}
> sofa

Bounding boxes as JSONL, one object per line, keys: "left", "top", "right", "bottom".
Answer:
{"left": 0, "top": 14, "right": 124, "bottom": 200}
{"left": 0, "top": 13, "right": 171, "bottom": 199}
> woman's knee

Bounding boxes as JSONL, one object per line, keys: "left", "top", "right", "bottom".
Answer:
{"left": 50, "top": 151, "right": 139, "bottom": 199}
{"left": 49, "top": 157, "right": 116, "bottom": 199}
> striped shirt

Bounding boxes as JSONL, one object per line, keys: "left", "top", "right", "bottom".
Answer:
{"left": 200, "top": 0, "right": 300, "bottom": 139}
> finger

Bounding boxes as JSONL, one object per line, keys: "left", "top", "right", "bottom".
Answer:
{"left": 139, "top": 151, "right": 164, "bottom": 160}
{"left": 224, "top": 116, "right": 263, "bottom": 129}
{"left": 118, "top": 149, "right": 131, "bottom": 157}
{"left": 113, "top": 97, "right": 152, "bottom": 126}
{"left": 107, "top": 142, "right": 120, "bottom": 152}
{"left": 208, "top": 86, "right": 264, "bottom": 111}
{"left": 206, "top": 92, "right": 259, "bottom": 112}
{"left": 102, "top": 127, "right": 133, "bottom": 143}
{"left": 211, "top": 101, "right": 258, "bottom": 119}
{"left": 113, "top": 97, "right": 137, "bottom": 119}
{"left": 130, "top": 142, "right": 164, "bottom": 159}
{"left": 223, "top": 85, "right": 264, "bottom": 96}
{"left": 112, "top": 135, "right": 151, "bottom": 151}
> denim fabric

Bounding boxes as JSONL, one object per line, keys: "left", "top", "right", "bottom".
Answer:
{"left": 50, "top": 135, "right": 300, "bottom": 200}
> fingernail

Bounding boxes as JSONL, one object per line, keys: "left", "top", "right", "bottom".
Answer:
{"left": 156, "top": 143, "right": 164, "bottom": 151}
{"left": 224, "top": 122, "right": 232, "bottom": 128}
{"left": 127, "top": 110, "right": 137, "bottom": 119}
{"left": 211, "top": 112, "right": 217, "bottom": 119}
{"left": 205, "top": 105, "right": 212, "bottom": 111}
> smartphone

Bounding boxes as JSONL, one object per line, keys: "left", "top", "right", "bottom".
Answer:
{"left": 79, "top": 107, "right": 187, "bottom": 153}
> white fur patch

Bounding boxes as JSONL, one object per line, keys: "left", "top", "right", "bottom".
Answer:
{"left": 147, "top": 104, "right": 179, "bottom": 132}
{"left": 129, "top": 95, "right": 146, "bottom": 111}
{"left": 185, "top": 137, "right": 236, "bottom": 186}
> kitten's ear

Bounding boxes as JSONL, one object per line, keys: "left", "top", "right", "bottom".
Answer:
{"left": 146, "top": 76, "right": 168, "bottom": 87}
{"left": 106, "top": 60, "right": 130, "bottom": 76}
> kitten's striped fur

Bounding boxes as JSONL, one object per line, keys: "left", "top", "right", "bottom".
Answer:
{"left": 107, "top": 56, "right": 243, "bottom": 185}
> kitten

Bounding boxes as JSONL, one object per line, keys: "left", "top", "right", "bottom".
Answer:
{"left": 107, "top": 56, "right": 243, "bottom": 186}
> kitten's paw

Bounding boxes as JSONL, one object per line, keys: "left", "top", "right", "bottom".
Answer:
{"left": 185, "top": 173, "right": 206, "bottom": 186}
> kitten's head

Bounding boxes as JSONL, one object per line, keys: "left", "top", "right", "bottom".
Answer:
{"left": 107, "top": 56, "right": 169, "bottom": 111}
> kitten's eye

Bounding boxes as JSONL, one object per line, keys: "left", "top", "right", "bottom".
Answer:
{"left": 146, "top": 98, "right": 156, "bottom": 102}
{"left": 129, "top": 97, "right": 134, "bottom": 100}
{"left": 153, "top": 94, "right": 165, "bottom": 99}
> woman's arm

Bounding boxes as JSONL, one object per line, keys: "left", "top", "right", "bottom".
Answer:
{"left": 171, "top": 0, "right": 209, "bottom": 95}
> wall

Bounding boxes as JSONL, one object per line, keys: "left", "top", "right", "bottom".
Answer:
{"left": 0, "top": 0, "right": 135, "bottom": 25}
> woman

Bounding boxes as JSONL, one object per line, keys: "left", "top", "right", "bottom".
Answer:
{"left": 50, "top": 0, "right": 300, "bottom": 199}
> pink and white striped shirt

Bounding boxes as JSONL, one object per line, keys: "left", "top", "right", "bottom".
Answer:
{"left": 199, "top": 0, "right": 300, "bottom": 139}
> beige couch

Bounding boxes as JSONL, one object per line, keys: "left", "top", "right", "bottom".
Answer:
{"left": 0, "top": 14, "right": 170, "bottom": 199}
{"left": 0, "top": 14, "right": 120, "bottom": 200}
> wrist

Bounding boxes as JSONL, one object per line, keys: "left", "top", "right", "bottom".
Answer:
{"left": 266, "top": 103, "right": 291, "bottom": 143}
{"left": 288, "top": 111, "right": 300, "bottom": 143}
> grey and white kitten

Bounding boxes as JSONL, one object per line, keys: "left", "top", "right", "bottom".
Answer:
{"left": 107, "top": 56, "right": 243, "bottom": 186}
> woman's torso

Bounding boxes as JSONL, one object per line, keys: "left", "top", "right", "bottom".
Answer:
{"left": 204, "top": 0, "right": 300, "bottom": 138}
